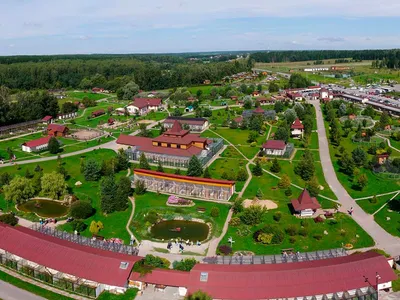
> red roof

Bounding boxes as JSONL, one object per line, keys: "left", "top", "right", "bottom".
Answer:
{"left": 253, "top": 107, "right": 264, "bottom": 114}
{"left": 291, "top": 118, "right": 304, "bottom": 129}
{"left": 165, "top": 120, "right": 189, "bottom": 136}
{"left": 0, "top": 223, "right": 141, "bottom": 287}
{"left": 187, "top": 252, "right": 396, "bottom": 300}
{"left": 262, "top": 140, "right": 286, "bottom": 150}
{"left": 92, "top": 109, "right": 105, "bottom": 116}
{"left": 42, "top": 115, "right": 53, "bottom": 121}
{"left": 291, "top": 189, "right": 321, "bottom": 211}
{"left": 23, "top": 136, "right": 51, "bottom": 148}
{"left": 130, "top": 269, "right": 190, "bottom": 287}
{"left": 233, "top": 116, "right": 243, "bottom": 123}
{"left": 47, "top": 124, "right": 68, "bottom": 133}
{"left": 164, "top": 117, "right": 207, "bottom": 126}
{"left": 134, "top": 169, "right": 235, "bottom": 186}
{"left": 116, "top": 135, "right": 203, "bottom": 157}
{"left": 131, "top": 98, "right": 162, "bottom": 109}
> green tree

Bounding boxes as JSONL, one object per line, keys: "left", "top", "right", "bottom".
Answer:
{"left": 284, "top": 109, "right": 297, "bottom": 125}
{"left": 84, "top": 158, "right": 102, "bottom": 181}
{"left": 187, "top": 156, "right": 203, "bottom": 177}
{"left": 240, "top": 206, "right": 266, "bottom": 225}
{"left": 0, "top": 172, "right": 11, "bottom": 187}
{"left": 275, "top": 127, "right": 289, "bottom": 142}
{"left": 278, "top": 174, "right": 291, "bottom": 189}
{"left": 0, "top": 213, "right": 18, "bottom": 226}
{"left": 48, "top": 137, "right": 60, "bottom": 154}
{"left": 294, "top": 150, "right": 315, "bottom": 181}
{"left": 173, "top": 258, "right": 197, "bottom": 271}
{"left": 114, "top": 176, "right": 131, "bottom": 211}
{"left": 100, "top": 175, "right": 117, "bottom": 214}
{"left": 252, "top": 159, "right": 263, "bottom": 176}
{"left": 3, "top": 176, "right": 35, "bottom": 204}
{"left": 121, "top": 81, "right": 139, "bottom": 100}
{"left": 379, "top": 111, "right": 391, "bottom": 128}
{"left": 236, "top": 168, "right": 248, "bottom": 181}
{"left": 306, "top": 176, "right": 320, "bottom": 197}
{"left": 210, "top": 207, "right": 220, "bottom": 217}
{"left": 274, "top": 101, "right": 284, "bottom": 113}
{"left": 115, "top": 148, "right": 129, "bottom": 171}
{"left": 352, "top": 147, "right": 367, "bottom": 167}
{"left": 203, "top": 167, "right": 211, "bottom": 178}
{"left": 70, "top": 201, "right": 94, "bottom": 219}
{"left": 135, "top": 179, "right": 146, "bottom": 195}
{"left": 338, "top": 151, "right": 355, "bottom": 175}
{"left": 247, "top": 131, "right": 259, "bottom": 143}
{"left": 269, "top": 82, "right": 280, "bottom": 93}
{"left": 329, "top": 119, "right": 341, "bottom": 145}
{"left": 40, "top": 172, "right": 67, "bottom": 200}
{"left": 270, "top": 158, "right": 281, "bottom": 173}
{"left": 139, "top": 153, "right": 151, "bottom": 170}
{"left": 175, "top": 168, "right": 182, "bottom": 175}
{"left": 185, "top": 290, "right": 212, "bottom": 300}
{"left": 356, "top": 173, "right": 368, "bottom": 190}
{"left": 25, "top": 168, "right": 33, "bottom": 179}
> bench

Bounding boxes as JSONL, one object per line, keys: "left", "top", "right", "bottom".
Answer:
{"left": 281, "top": 248, "right": 294, "bottom": 254}
{"left": 197, "top": 207, "right": 206, "bottom": 213}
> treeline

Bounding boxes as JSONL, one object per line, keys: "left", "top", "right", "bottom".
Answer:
{"left": 0, "top": 58, "right": 251, "bottom": 91}
{"left": 250, "top": 49, "right": 400, "bottom": 63}
{"left": 371, "top": 50, "right": 400, "bottom": 69}
{"left": 0, "top": 87, "right": 59, "bottom": 126}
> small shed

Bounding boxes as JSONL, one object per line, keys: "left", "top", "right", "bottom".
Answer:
{"left": 291, "top": 189, "right": 321, "bottom": 217}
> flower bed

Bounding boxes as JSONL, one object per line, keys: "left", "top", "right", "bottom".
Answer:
{"left": 166, "top": 195, "right": 194, "bottom": 207}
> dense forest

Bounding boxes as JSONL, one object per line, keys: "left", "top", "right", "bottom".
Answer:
{"left": 0, "top": 57, "right": 251, "bottom": 91}
{"left": 250, "top": 49, "right": 400, "bottom": 66}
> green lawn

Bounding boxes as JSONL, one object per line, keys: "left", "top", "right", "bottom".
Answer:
{"left": 67, "top": 91, "right": 109, "bottom": 101}
{"left": 373, "top": 197, "right": 400, "bottom": 237}
{"left": 186, "top": 85, "right": 214, "bottom": 96}
{"left": 0, "top": 269, "right": 73, "bottom": 300}
{"left": 0, "top": 132, "right": 45, "bottom": 161}
{"left": 1, "top": 150, "right": 133, "bottom": 243}
{"left": 220, "top": 146, "right": 244, "bottom": 159}
{"left": 356, "top": 194, "right": 395, "bottom": 215}
{"left": 309, "top": 132, "right": 319, "bottom": 149}
{"left": 208, "top": 108, "right": 243, "bottom": 125}
{"left": 131, "top": 193, "right": 231, "bottom": 241}
{"left": 97, "top": 289, "right": 138, "bottom": 300}
{"left": 237, "top": 146, "right": 261, "bottom": 159}
{"left": 208, "top": 158, "right": 247, "bottom": 192}
{"left": 213, "top": 128, "right": 266, "bottom": 147}
{"left": 293, "top": 149, "right": 320, "bottom": 161}
{"left": 219, "top": 207, "right": 374, "bottom": 255}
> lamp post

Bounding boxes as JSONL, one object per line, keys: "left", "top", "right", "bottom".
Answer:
{"left": 363, "top": 272, "right": 381, "bottom": 300}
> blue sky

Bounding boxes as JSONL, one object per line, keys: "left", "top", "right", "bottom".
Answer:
{"left": 0, "top": 0, "right": 399, "bottom": 55}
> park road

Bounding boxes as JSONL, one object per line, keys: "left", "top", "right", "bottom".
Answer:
{"left": 312, "top": 100, "right": 400, "bottom": 257}
{"left": 0, "top": 280, "right": 44, "bottom": 300}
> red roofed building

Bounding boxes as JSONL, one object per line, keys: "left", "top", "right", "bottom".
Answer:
{"left": 41, "top": 115, "right": 53, "bottom": 124}
{"left": 92, "top": 87, "right": 104, "bottom": 93}
{"left": 262, "top": 140, "right": 287, "bottom": 156}
{"left": 291, "top": 188, "right": 321, "bottom": 217}
{"left": 252, "top": 91, "right": 260, "bottom": 97}
{"left": 163, "top": 116, "right": 209, "bottom": 132}
{"left": 291, "top": 118, "right": 304, "bottom": 138}
{"left": 47, "top": 124, "right": 69, "bottom": 137}
{"left": 117, "top": 121, "right": 223, "bottom": 169}
{"left": 0, "top": 223, "right": 141, "bottom": 297}
{"left": 287, "top": 91, "right": 303, "bottom": 101}
{"left": 253, "top": 106, "right": 265, "bottom": 115}
{"left": 91, "top": 109, "right": 105, "bottom": 117}
{"left": 22, "top": 136, "right": 52, "bottom": 152}
{"left": 133, "top": 169, "right": 235, "bottom": 201}
{"left": 126, "top": 98, "right": 162, "bottom": 116}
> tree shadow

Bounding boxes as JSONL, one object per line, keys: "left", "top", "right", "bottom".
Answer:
{"left": 387, "top": 199, "right": 400, "bottom": 212}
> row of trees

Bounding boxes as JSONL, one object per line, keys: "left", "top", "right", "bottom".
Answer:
{"left": 250, "top": 49, "right": 399, "bottom": 63}
{"left": 0, "top": 57, "right": 250, "bottom": 91}
{"left": 0, "top": 87, "right": 59, "bottom": 126}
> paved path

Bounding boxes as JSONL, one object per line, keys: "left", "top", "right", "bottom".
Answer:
{"left": 206, "top": 209, "right": 233, "bottom": 256}
{"left": 0, "top": 280, "right": 44, "bottom": 300}
{"left": 312, "top": 100, "right": 400, "bottom": 256}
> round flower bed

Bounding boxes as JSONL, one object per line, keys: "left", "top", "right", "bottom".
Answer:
{"left": 343, "top": 243, "right": 354, "bottom": 250}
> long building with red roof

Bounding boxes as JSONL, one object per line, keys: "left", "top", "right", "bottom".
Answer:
{"left": 128, "top": 251, "right": 396, "bottom": 300}
{"left": 0, "top": 223, "right": 141, "bottom": 297}
{"left": 134, "top": 169, "right": 235, "bottom": 201}
{"left": 126, "top": 98, "right": 162, "bottom": 115}
{"left": 117, "top": 121, "right": 223, "bottom": 168}
{"left": 21, "top": 135, "right": 52, "bottom": 152}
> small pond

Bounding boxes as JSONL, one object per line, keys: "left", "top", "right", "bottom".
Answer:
{"left": 150, "top": 220, "right": 209, "bottom": 242}
{"left": 17, "top": 199, "right": 69, "bottom": 218}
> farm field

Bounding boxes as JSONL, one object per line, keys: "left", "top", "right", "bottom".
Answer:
{"left": 67, "top": 91, "right": 110, "bottom": 101}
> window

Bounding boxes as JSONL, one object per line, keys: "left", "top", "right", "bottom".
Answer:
{"left": 200, "top": 272, "right": 208, "bottom": 282}
{"left": 177, "top": 145, "right": 181, "bottom": 149}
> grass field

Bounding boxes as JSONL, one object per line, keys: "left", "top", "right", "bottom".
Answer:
{"left": 186, "top": 85, "right": 214, "bottom": 96}
{"left": 67, "top": 91, "right": 109, "bottom": 101}
{"left": 0, "top": 132, "right": 44, "bottom": 161}
{"left": 356, "top": 194, "right": 395, "bottom": 215}
{"left": 374, "top": 203, "right": 400, "bottom": 238}
{"left": 131, "top": 192, "right": 231, "bottom": 242}
{"left": 208, "top": 158, "right": 247, "bottom": 192}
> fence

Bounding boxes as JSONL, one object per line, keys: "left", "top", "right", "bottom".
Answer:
{"left": 31, "top": 224, "right": 139, "bottom": 256}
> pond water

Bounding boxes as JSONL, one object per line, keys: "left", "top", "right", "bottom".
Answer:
{"left": 150, "top": 220, "right": 209, "bottom": 242}
{"left": 17, "top": 199, "right": 69, "bottom": 217}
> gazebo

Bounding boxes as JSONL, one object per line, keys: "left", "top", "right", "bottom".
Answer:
{"left": 291, "top": 189, "right": 321, "bottom": 217}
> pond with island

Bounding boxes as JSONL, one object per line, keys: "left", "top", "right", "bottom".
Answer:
{"left": 17, "top": 199, "right": 69, "bottom": 218}
{"left": 150, "top": 220, "right": 209, "bottom": 242}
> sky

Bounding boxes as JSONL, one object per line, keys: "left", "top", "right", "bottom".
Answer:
{"left": 0, "top": 0, "right": 399, "bottom": 55}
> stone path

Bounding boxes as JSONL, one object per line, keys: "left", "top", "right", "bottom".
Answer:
{"left": 312, "top": 100, "right": 400, "bottom": 257}
{"left": 206, "top": 209, "right": 233, "bottom": 256}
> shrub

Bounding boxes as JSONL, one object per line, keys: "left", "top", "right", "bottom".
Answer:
{"left": 218, "top": 245, "right": 232, "bottom": 255}
{"left": 285, "top": 224, "right": 298, "bottom": 236}
{"left": 289, "top": 236, "right": 296, "bottom": 244}
{"left": 313, "top": 234, "right": 323, "bottom": 240}
{"left": 0, "top": 213, "right": 18, "bottom": 226}
{"left": 69, "top": 201, "right": 94, "bottom": 219}
{"left": 232, "top": 199, "right": 244, "bottom": 214}
{"left": 70, "top": 220, "right": 87, "bottom": 232}
{"left": 285, "top": 188, "right": 292, "bottom": 196}
{"left": 210, "top": 207, "right": 220, "bottom": 218}
{"left": 314, "top": 216, "right": 324, "bottom": 223}
{"left": 174, "top": 207, "right": 184, "bottom": 214}
{"left": 172, "top": 258, "right": 197, "bottom": 271}
{"left": 273, "top": 212, "right": 282, "bottom": 222}
{"left": 240, "top": 206, "right": 266, "bottom": 225}
{"left": 250, "top": 142, "right": 257, "bottom": 147}
{"left": 229, "top": 217, "right": 241, "bottom": 227}
{"left": 144, "top": 210, "right": 159, "bottom": 225}
{"left": 253, "top": 225, "right": 285, "bottom": 245}
{"left": 328, "top": 219, "right": 338, "bottom": 226}
{"left": 370, "top": 195, "right": 377, "bottom": 204}
{"left": 135, "top": 180, "right": 146, "bottom": 195}
{"left": 256, "top": 233, "right": 274, "bottom": 244}
{"left": 298, "top": 228, "right": 308, "bottom": 237}
{"left": 300, "top": 219, "right": 309, "bottom": 227}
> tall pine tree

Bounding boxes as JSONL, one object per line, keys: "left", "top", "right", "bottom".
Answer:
{"left": 100, "top": 175, "right": 117, "bottom": 214}
{"left": 187, "top": 156, "right": 203, "bottom": 177}
{"left": 139, "top": 153, "right": 151, "bottom": 170}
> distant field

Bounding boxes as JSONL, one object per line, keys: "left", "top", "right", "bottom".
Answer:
{"left": 186, "top": 85, "right": 214, "bottom": 95}
{"left": 255, "top": 59, "right": 372, "bottom": 70}
{"left": 67, "top": 91, "right": 108, "bottom": 100}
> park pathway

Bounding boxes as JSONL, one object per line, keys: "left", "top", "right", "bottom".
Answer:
{"left": 312, "top": 100, "right": 400, "bottom": 256}
{"left": 206, "top": 209, "right": 233, "bottom": 257}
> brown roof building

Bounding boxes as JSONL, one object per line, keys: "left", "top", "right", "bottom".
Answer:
{"left": 47, "top": 124, "right": 69, "bottom": 137}
{"left": 291, "top": 189, "right": 321, "bottom": 217}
